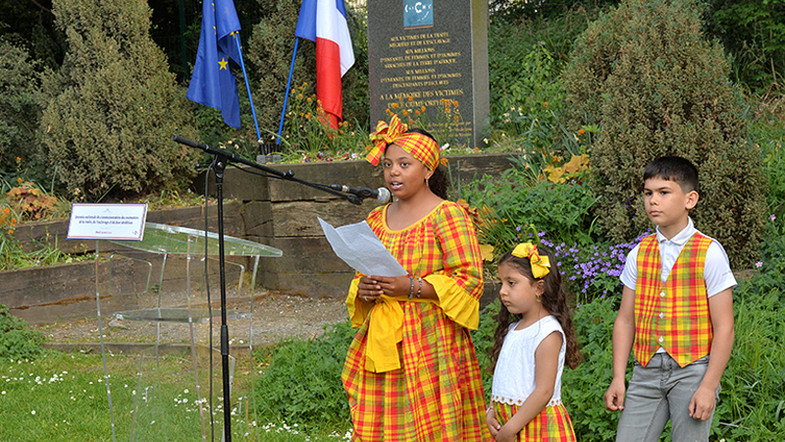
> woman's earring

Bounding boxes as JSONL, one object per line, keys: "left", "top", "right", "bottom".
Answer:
{"left": 536, "top": 295, "right": 542, "bottom": 303}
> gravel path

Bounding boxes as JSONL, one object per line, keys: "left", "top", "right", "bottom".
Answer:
{"left": 34, "top": 290, "right": 349, "bottom": 349}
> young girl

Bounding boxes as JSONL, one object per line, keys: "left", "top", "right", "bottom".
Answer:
{"left": 486, "top": 243, "right": 581, "bottom": 441}
{"left": 342, "top": 114, "right": 491, "bottom": 441}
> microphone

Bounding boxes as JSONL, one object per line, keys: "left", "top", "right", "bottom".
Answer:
{"left": 328, "top": 184, "right": 392, "bottom": 203}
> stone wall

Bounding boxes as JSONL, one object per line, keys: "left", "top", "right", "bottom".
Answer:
{"left": 1, "top": 153, "right": 515, "bottom": 321}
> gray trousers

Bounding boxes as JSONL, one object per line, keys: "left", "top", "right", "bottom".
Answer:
{"left": 616, "top": 353, "right": 718, "bottom": 442}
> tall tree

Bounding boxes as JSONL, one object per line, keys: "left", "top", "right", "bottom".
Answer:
{"left": 40, "top": 0, "right": 197, "bottom": 200}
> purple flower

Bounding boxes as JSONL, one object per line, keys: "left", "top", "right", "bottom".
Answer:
{"left": 755, "top": 261, "right": 763, "bottom": 268}
{"left": 771, "top": 214, "right": 776, "bottom": 222}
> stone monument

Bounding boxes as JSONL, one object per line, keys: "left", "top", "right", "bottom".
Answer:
{"left": 367, "top": 0, "right": 489, "bottom": 148}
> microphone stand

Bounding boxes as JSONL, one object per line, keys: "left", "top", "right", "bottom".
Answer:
{"left": 172, "top": 135, "right": 360, "bottom": 441}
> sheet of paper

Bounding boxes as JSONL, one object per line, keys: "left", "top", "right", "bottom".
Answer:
{"left": 318, "top": 217, "right": 407, "bottom": 277}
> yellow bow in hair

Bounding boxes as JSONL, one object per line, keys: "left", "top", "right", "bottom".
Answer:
{"left": 511, "top": 242, "right": 551, "bottom": 278}
{"left": 366, "top": 114, "right": 407, "bottom": 166}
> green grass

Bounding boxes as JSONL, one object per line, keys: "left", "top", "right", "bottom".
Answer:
{"left": 0, "top": 350, "right": 353, "bottom": 441}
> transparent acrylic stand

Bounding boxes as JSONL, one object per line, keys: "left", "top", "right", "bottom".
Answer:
{"left": 96, "top": 222, "right": 281, "bottom": 441}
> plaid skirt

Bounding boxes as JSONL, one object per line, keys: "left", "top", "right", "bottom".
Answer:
{"left": 342, "top": 303, "right": 491, "bottom": 441}
{"left": 492, "top": 400, "right": 576, "bottom": 442}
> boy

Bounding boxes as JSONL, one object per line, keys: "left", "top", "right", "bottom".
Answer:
{"left": 604, "top": 156, "right": 736, "bottom": 441}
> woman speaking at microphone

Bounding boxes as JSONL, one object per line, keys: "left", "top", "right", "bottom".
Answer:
{"left": 342, "top": 115, "right": 491, "bottom": 441}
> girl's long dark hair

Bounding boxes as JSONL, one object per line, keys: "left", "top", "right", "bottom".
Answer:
{"left": 405, "top": 127, "right": 449, "bottom": 199}
{"left": 488, "top": 246, "right": 582, "bottom": 373}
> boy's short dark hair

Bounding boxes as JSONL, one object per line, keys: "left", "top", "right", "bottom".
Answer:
{"left": 643, "top": 156, "right": 699, "bottom": 193}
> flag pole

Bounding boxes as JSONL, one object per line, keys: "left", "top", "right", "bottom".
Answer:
{"left": 233, "top": 36, "right": 264, "bottom": 154}
{"left": 277, "top": 37, "right": 300, "bottom": 147}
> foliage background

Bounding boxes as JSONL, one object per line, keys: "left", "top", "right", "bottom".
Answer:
{"left": 39, "top": 0, "right": 198, "bottom": 201}
{"left": 562, "top": 0, "right": 767, "bottom": 268}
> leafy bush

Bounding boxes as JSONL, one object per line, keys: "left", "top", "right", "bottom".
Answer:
{"left": 490, "top": 0, "right": 619, "bottom": 23}
{"left": 487, "top": 43, "right": 565, "bottom": 150}
{"left": 39, "top": 0, "right": 198, "bottom": 201}
{"left": 703, "top": 0, "right": 785, "bottom": 92}
{"left": 251, "top": 321, "right": 355, "bottom": 431}
{"left": 461, "top": 161, "right": 599, "bottom": 252}
{"left": 273, "top": 82, "right": 371, "bottom": 161}
{"left": 0, "top": 304, "right": 45, "bottom": 360}
{"left": 561, "top": 296, "right": 622, "bottom": 441}
{"left": 562, "top": 0, "right": 767, "bottom": 268}
{"left": 0, "top": 39, "right": 46, "bottom": 181}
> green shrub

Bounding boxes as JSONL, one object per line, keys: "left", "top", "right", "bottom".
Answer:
{"left": 562, "top": 0, "right": 767, "bottom": 268}
{"left": 461, "top": 162, "right": 599, "bottom": 252}
{"left": 251, "top": 321, "right": 355, "bottom": 431}
{"left": 0, "top": 304, "right": 45, "bottom": 360}
{"left": 561, "top": 296, "right": 621, "bottom": 441}
{"left": 0, "top": 39, "right": 46, "bottom": 181}
{"left": 703, "top": 1, "right": 785, "bottom": 92}
{"left": 487, "top": 44, "right": 565, "bottom": 150}
{"left": 39, "top": 0, "right": 198, "bottom": 201}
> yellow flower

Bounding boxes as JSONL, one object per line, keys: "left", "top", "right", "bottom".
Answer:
{"left": 544, "top": 165, "right": 566, "bottom": 183}
{"left": 392, "top": 102, "right": 399, "bottom": 108}
{"left": 479, "top": 244, "right": 495, "bottom": 262}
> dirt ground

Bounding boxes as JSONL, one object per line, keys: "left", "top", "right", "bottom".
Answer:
{"left": 33, "top": 289, "right": 349, "bottom": 349}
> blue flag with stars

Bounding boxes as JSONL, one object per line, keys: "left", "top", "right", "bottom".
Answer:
{"left": 187, "top": 0, "right": 242, "bottom": 129}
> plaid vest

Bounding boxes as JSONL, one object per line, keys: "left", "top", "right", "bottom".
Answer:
{"left": 633, "top": 233, "right": 713, "bottom": 367}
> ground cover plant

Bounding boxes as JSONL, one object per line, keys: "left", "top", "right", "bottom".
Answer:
{"left": 0, "top": 348, "right": 356, "bottom": 441}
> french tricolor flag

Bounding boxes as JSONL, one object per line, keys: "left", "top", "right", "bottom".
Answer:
{"left": 295, "top": 0, "right": 355, "bottom": 129}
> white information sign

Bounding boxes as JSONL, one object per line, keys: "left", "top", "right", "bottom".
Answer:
{"left": 67, "top": 203, "right": 148, "bottom": 241}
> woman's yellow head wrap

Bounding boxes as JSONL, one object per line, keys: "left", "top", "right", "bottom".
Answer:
{"left": 365, "top": 114, "right": 439, "bottom": 170}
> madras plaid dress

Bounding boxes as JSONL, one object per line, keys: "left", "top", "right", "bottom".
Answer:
{"left": 342, "top": 201, "right": 492, "bottom": 441}
{"left": 492, "top": 402, "right": 576, "bottom": 441}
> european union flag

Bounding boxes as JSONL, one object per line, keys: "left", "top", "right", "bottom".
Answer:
{"left": 186, "top": 0, "right": 242, "bottom": 129}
